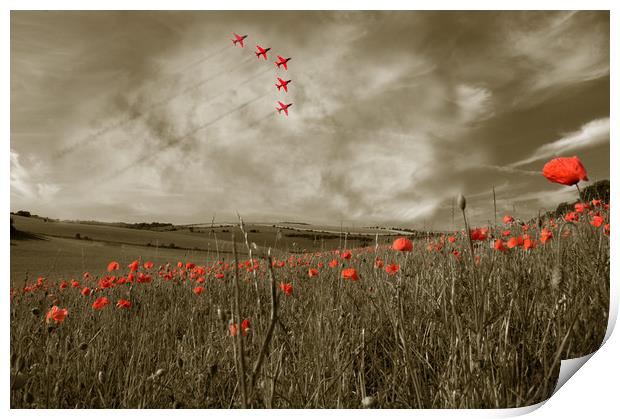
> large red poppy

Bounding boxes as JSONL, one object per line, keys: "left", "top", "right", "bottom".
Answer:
{"left": 341, "top": 268, "right": 359, "bottom": 281}
{"left": 392, "top": 237, "right": 413, "bottom": 252}
{"left": 92, "top": 297, "right": 109, "bottom": 310}
{"left": 45, "top": 306, "right": 68, "bottom": 324}
{"left": 542, "top": 156, "right": 588, "bottom": 186}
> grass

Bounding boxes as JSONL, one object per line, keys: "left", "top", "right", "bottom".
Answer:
{"left": 9, "top": 206, "right": 609, "bottom": 408}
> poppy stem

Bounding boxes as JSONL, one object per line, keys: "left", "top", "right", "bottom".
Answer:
{"left": 249, "top": 253, "right": 279, "bottom": 399}
{"left": 575, "top": 184, "right": 583, "bottom": 202}
{"left": 231, "top": 232, "right": 248, "bottom": 408}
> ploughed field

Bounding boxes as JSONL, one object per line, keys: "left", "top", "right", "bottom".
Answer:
{"left": 9, "top": 208, "right": 610, "bottom": 408}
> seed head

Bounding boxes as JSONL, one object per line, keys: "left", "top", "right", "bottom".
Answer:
{"left": 23, "top": 391, "right": 35, "bottom": 404}
{"left": 457, "top": 194, "right": 466, "bottom": 211}
{"left": 551, "top": 266, "right": 562, "bottom": 290}
{"left": 361, "top": 396, "right": 377, "bottom": 408}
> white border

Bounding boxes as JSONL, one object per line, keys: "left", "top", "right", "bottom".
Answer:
{"left": 4, "top": 2, "right": 617, "bottom": 418}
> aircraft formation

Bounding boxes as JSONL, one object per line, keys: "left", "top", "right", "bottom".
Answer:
{"left": 232, "top": 33, "right": 294, "bottom": 117}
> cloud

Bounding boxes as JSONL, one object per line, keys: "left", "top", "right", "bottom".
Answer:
{"left": 504, "top": 11, "right": 609, "bottom": 105}
{"left": 10, "top": 150, "right": 59, "bottom": 202}
{"left": 510, "top": 117, "right": 609, "bottom": 167}
{"left": 453, "top": 84, "right": 494, "bottom": 124}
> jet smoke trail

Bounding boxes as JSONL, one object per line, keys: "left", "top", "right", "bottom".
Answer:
{"left": 55, "top": 50, "right": 254, "bottom": 159}
{"left": 103, "top": 89, "right": 272, "bottom": 182}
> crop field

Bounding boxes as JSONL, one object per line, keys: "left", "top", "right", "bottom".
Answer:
{"left": 9, "top": 199, "right": 610, "bottom": 408}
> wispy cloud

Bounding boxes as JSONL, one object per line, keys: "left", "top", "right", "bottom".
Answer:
{"left": 510, "top": 117, "right": 609, "bottom": 167}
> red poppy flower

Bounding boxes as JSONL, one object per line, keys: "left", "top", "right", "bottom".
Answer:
{"left": 186, "top": 262, "right": 195, "bottom": 270}
{"left": 59, "top": 280, "right": 68, "bottom": 290}
{"left": 81, "top": 287, "right": 91, "bottom": 296}
{"left": 45, "top": 306, "right": 68, "bottom": 324}
{"left": 143, "top": 261, "right": 154, "bottom": 269}
{"left": 215, "top": 273, "right": 225, "bottom": 279}
{"left": 503, "top": 215, "right": 514, "bottom": 224}
{"left": 591, "top": 215, "right": 605, "bottom": 228}
{"left": 502, "top": 230, "right": 511, "bottom": 237}
{"left": 92, "top": 297, "right": 109, "bottom": 310}
{"left": 241, "top": 319, "right": 250, "bottom": 335}
{"left": 279, "top": 283, "right": 293, "bottom": 295}
{"left": 107, "top": 261, "right": 120, "bottom": 272}
{"left": 193, "top": 286, "right": 204, "bottom": 295}
{"left": 470, "top": 228, "right": 488, "bottom": 241}
{"left": 341, "top": 250, "right": 352, "bottom": 260}
{"left": 542, "top": 156, "right": 589, "bottom": 186}
{"left": 451, "top": 250, "right": 462, "bottom": 260}
{"left": 385, "top": 264, "right": 400, "bottom": 275}
{"left": 374, "top": 258, "right": 384, "bottom": 269}
{"left": 70, "top": 280, "right": 80, "bottom": 288}
{"left": 308, "top": 268, "right": 319, "bottom": 277}
{"left": 328, "top": 259, "right": 338, "bottom": 268}
{"left": 591, "top": 199, "right": 602, "bottom": 207}
{"left": 116, "top": 299, "right": 132, "bottom": 309}
{"left": 564, "top": 212, "right": 579, "bottom": 222}
{"left": 137, "top": 273, "right": 152, "bottom": 283}
{"left": 341, "top": 268, "right": 359, "bottom": 281}
{"left": 447, "top": 236, "right": 456, "bottom": 243}
{"left": 493, "top": 239, "right": 506, "bottom": 252}
{"left": 523, "top": 237, "right": 535, "bottom": 250}
{"left": 574, "top": 202, "right": 589, "bottom": 214}
{"left": 507, "top": 237, "right": 518, "bottom": 249}
{"left": 604, "top": 224, "right": 610, "bottom": 236}
{"left": 128, "top": 260, "right": 140, "bottom": 273}
{"left": 540, "top": 228, "right": 553, "bottom": 244}
{"left": 230, "top": 320, "right": 250, "bottom": 337}
{"left": 196, "top": 277, "right": 205, "bottom": 283}
{"left": 392, "top": 237, "right": 413, "bottom": 252}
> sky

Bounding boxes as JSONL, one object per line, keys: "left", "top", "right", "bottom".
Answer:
{"left": 10, "top": 11, "right": 610, "bottom": 230}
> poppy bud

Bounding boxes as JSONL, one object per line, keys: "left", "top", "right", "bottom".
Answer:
{"left": 23, "top": 391, "right": 35, "bottom": 404}
{"left": 551, "top": 266, "right": 562, "bottom": 290}
{"left": 209, "top": 363, "right": 218, "bottom": 376}
{"left": 217, "top": 308, "right": 226, "bottom": 323}
{"left": 457, "top": 194, "right": 466, "bottom": 211}
{"left": 361, "top": 396, "right": 377, "bottom": 408}
{"left": 16, "top": 356, "right": 25, "bottom": 372}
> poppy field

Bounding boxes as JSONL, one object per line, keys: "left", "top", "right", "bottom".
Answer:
{"left": 9, "top": 158, "right": 610, "bottom": 409}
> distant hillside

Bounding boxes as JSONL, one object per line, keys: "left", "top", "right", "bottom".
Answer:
{"left": 546, "top": 179, "right": 609, "bottom": 219}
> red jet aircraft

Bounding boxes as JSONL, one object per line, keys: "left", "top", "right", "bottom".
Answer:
{"left": 275, "top": 55, "right": 291, "bottom": 70}
{"left": 277, "top": 101, "right": 293, "bottom": 116}
{"left": 232, "top": 33, "right": 248, "bottom": 47}
{"left": 275, "top": 78, "right": 292, "bottom": 93}
{"left": 255, "top": 45, "right": 271, "bottom": 60}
